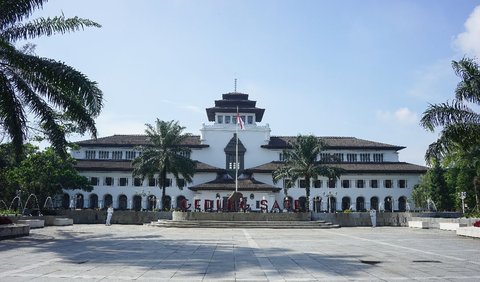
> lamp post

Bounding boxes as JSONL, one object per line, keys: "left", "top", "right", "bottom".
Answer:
{"left": 459, "top": 192, "right": 466, "bottom": 214}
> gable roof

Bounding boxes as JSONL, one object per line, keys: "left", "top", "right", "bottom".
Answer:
{"left": 75, "top": 134, "right": 208, "bottom": 148}
{"left": 262, "top": 136, "right": 406, "bottom": 151}
{"left": 248, "top": 161, "right": 428, "bottom": 174}
{"left": 189, "top": 172, "right": 281, "bottom": 192}
{"left": 74, "top": 159, "right": 220, "bottom": 173}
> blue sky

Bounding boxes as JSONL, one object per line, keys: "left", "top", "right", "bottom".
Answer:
{"left": 28, "top": 0, "right": 480, "bottom": 166}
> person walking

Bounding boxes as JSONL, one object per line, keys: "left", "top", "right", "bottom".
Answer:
{"left": 106, "top": 205, "right": 114, "bottom": 226}
{"left": 369, "top": 209, "right": 377, "bottom": 227}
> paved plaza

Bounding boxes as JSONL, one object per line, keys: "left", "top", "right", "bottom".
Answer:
{"left": 0, "top": 224, "right": 479, "bottom": 281}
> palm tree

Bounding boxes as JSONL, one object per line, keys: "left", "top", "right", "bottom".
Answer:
{"left": 132, "top": 119, "right": 196, "bottom": 210}
{"left": 421, "top": 57, "right": 480, "bottom": 212}
{"left": 0, "top": 0, "right": 103, "bottom": 159}
{"left": 272, "top": 135, "right": 344, "bottom": 212}
{"left": 421, "top": 57, "right": 480, "bottom": 163}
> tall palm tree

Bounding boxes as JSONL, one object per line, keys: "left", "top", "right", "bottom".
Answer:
{"left": 272, "top": 135, "right": 344, "bottom": 212}
{"left": 421, "top": 57, "right": 480, "bottom": 212}
{"left": 421, "top": 57, "right": 480, "bottom": 163}
{"left": 0, "top": 0, "right": 103, "bottom": 159}
{"left": 132, "top": 119, "right": 196, "bottom": 210}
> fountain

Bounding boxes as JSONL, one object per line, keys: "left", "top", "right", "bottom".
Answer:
{"left": 43, "top": 196, "right": 54, "bottom": 209}
{"left": 23, "top": 194, "right": 42, "bottom": 216}
{"left": 406, "top": 202, "right": 411, "bottom": 212}
{"left": 379, "top": 202, "right": 384, "bottom": 212}
{"left": 426, "top": 199, "right": 437, "bottom": 212}
{"left": 9, "top": 195, "right": 23, "bottom": 214}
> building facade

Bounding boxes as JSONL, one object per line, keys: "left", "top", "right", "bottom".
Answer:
{"left": 65, "top": 92, "right": 427, "bottom": 212}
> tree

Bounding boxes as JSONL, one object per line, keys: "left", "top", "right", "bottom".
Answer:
{"left": 0, "top": 0, "right": 103, "bottom": 160}
{"left": 4, "top": 146, "right": 92, "bottom": 209}
{"left": 420, "top": 57, "right": 480, "bottom": 212}
{"left": 272, "top": 135, "right": 344, "bottom": 212}
{"left": 132, "top": 119, "right": 196, "bottom": 210}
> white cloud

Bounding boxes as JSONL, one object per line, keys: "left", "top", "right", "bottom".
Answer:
{"left": 161, "top": 99, "right": 203, "bottom": 114}
{"left": 454, "top": 5, "right": 480, "bottom": 58}
{"left": 407, "top": 59, "right": 454, "bottom": 100}
{"left": 376, "top": 107, "right": 418, "bottom": 124}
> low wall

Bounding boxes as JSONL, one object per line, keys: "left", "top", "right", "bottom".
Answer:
{"left": 0, "top": 224, "right": 30, "bottom": 239}
{"left": 313, "top": 212, "right": 412, "bottom": 227}
{"left": 57, "top": 210, "right": 172, "bottom": 225}
{"left": 172, "top": 211, "right": 311, "bottom": 221}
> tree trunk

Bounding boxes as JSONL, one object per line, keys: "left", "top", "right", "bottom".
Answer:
{"left": 160, "top": 166, "right": 167, "bottom": 211}
{"left": 305, "top": 177, "right": 310, "bottom": 212}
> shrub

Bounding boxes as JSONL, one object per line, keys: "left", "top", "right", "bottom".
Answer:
{"left": 0, "top": 216, "right": 13, "bottom": 225}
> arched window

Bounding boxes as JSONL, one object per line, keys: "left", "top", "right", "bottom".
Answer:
{"left": 384, "top": 196, "right": 393, "bottom": 212}
{"left": 356, "top": 197, "right": 365, "bottom": 211}
{"left": 104, "top": 194, "right": 113, "bottom": 209}
{"left": 75, "top": 194, "right": 84, "bottom": 209}
{"left": 370, "top": 196, "right": 379, "bottom": 210}
{"left": 176, "top": 195, "right": 186, "bottom": 209}
{"left": 89, "top": 194, "right": 98, "bottom": 209}
{"left": 398, "top": 196, "right": 407, "bottom": 212}
{"left": 118, "top": 195, "right": 128, "bottom": 210}
{"left": 62, "top": 193, "right": 70, "bottom": 209}
{"left": 147, "top": 195, "right": 157, "bottom": 211}
{"left": 164, "top": 195, "right": 172, "bottom": 210}
{"left": 342, "top": 197, "right": 351, "bottom": 211}
{"left": 298, "top": 196, "right": 307, "bottom": 212}
{"left": 132, "top": 195, "right": 142, "bottom": 211}
{"left": 283, "top": 196, "right": 293, "bottom": 211}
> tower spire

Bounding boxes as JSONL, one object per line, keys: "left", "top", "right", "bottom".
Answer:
{"left": 234, "top": 78, "right": 237, "bottom": 92}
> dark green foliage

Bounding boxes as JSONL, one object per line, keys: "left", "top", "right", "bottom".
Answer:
{"left": 420, "top": 57, "right": 480, "bottom": 213}
{"left": 0, "top": 0, "right": 103, "bottom": 160}
{"left": 0, "top": 144, "right": 91, "bottom": 207}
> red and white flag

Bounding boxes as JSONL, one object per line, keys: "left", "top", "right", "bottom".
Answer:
{"left": 236, "top": 113, "right": 245, "bottom": 130}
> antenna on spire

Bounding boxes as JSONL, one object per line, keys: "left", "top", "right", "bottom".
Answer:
{"left": 234, "top": 78, "right": 237, "bottom": 92}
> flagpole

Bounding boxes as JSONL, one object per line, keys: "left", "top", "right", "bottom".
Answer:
{"left": 235, "top": 106, "right": 239, "bottom": 193}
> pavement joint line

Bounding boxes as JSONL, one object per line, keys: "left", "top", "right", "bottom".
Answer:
{"left": 242, "top": 229, "right": 284, "bottom": 281}
{"left": 320, "top": 229, "right": 480, "bottom": 266}
{"left": 0, "top": 258, "right": 63, "bottom": 277}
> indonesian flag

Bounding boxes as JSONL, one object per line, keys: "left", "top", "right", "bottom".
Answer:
{"left": 236, "top": 112, "right": 245, "bottom": 129}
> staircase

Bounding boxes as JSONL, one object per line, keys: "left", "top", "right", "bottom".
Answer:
{"left": 148, "top": 219, "right": 339, "bottom": 229}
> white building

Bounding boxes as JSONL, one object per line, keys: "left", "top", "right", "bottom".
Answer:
{"left": 66, "top": 92, "right": 427, "bottom": 212}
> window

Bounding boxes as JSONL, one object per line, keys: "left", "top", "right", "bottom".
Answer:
{"left": 342, "top": 180, "right": 350, "bottom": 188}
{"left": 313, "top": 180, "right": 322, "bottom": 188}
{"left": 241, "top": 115, "right": 246, "bottom": 124}
{"left": 119, "top": 177, "right": 128, "bottom": 186}
{"left": 279, "top": 152, "right": 286, "bottom": 161}
{"left": 360, "top": 153, "right": 370, "bottom": 162}
{"left": 225, "top": 116, "right": 231, "bottom": 124}
{"left": 384, "top": 180, "right": 393, "bottom": 188}
{"left": 346, "top": 153, "right": 357, "bottom": 162}
{"left": 299, "top": 179, "right": 307, "bottom": 188}
{"left": 333, "top": 153, "right": 344, "bottom": 162}
{"left": 159, "top": 178, "right": 172, "bottom": 187}
{"left": 148, "top": 178, "right": 156, "bottom": 187}
{"left": 125, "top": 151, "right": 136, "bottom": 160}
{"left": 112, "top": 151, "right": 123, "bottom": 160}
{"left": 227, "top": 154, "right": 239, "bottom": 169}
{"left": 218, "top": 115, "right": 223, "bottom": 124}
{"left": 371, "top": 179, "right": 378, "bottom": 188}
{"left": 373, "top": 153, "right": 384, "bottom": 162}
{"left": 177, "top": 179, "right": 186, "bottom": 188}
{"left": 133, "top": 178, "right": 143, "bottom": 187}
{"left": 104, "top": 177, "right": 113, "bottom": 186}
{"left": 398, "top": 179, "right": 407, "bottom": 188}
{"left": 247, "top": 116, "right": 253, "bottom": 124}
{"left": 356, "top": 179, "right": 365, "bottom": 188}
{"left": 90, "top": 177, "right": 99, "bottom": 186}
{"left": 319, "top": 153, "right": 330, "bottom": 162}
{"left": 85, "top": 150, "right": 96, "bottom": 159}
{"left": 283, "top": 179, "right": 293, "bottom": 188}
{"left": 178, "top": 151, "right": 191, "bottom": 159}
{"left": 328, "top": 178, "right": 336, "bottom": 188}
{"left": 99, "top": 151, "right": 109, "bottom": 159}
